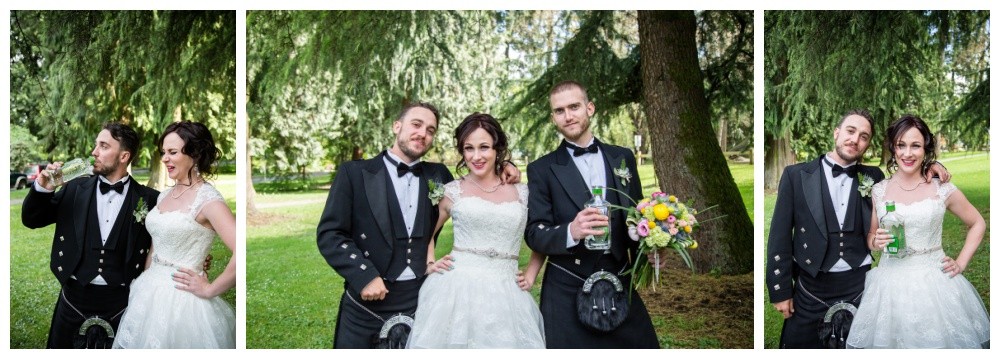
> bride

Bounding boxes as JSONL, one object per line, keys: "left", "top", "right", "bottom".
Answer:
{"left": 407, "top": 113, "right": 546, "bottom": 348}
{"left": 846, "top": 115, "right": 989, "bottom": 349}
{"left": 113, "top": 121, "right": 236, "bottom": 349}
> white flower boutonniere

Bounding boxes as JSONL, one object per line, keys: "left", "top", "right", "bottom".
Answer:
{"left": 134, "top": 197, "right": 150, "bottom": 224}
{"left": 613, "top": 159, "right": 632, "bottom": 187}
{"left": 428, "top": 180, "right": 445, "bottom": 206}
{"left": 857, "top": 173, "right": 874, "bottom": 198}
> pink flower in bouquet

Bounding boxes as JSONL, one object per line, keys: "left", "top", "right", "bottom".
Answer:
{"left": 667, "top": 215, "right": 676, "bottom": 223}
{"left": 678, "top": 220, "right": 687, "bottom": 227}
{"left": 637, "top": 219, "right": 650, "bottom": 236}
{"left": 651, "top": 191, "right": 666, "bottom": 200}
{"left": 668, "top": 227, "right": 679, "bottom": 235}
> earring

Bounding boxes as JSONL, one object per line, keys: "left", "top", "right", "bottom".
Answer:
{"left": 194, "top": 165, "right": 201, "bottom": 179}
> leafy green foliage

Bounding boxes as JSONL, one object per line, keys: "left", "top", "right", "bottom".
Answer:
{"left": 9, "top": 11, "right": 236, "bottom": 168}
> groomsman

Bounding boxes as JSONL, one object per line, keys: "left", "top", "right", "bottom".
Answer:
{"left": 525, "top": 80, "right": 661, "bottom": 348}
{"left": 22, "top": 123, "right": 159, "bottom": 348}
{"left": 317, "top": 103, "right": 454, "bottom": 348}
{"left": 766, "top": 109, "right": 949, "bottom": 348}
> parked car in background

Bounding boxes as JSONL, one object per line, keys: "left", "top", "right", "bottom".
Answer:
{"left": 11, "top": 170, "right": 27, "bottom": 190}
{"left": 23, "top": 164, "right": 44, "bottom": 186}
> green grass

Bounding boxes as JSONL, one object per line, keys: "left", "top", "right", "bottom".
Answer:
{"left": 762, "top": 152, "right": 990, "bottom": 348}
{"left": 246, "top": 162, "right": 752, "bottom": 348}
{"left": 8, "top": 174, "right": 238, "bottom": 348}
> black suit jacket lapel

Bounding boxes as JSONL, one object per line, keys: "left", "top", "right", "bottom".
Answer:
{"left": 364, "top": 155, "right": 394, "bottom": 246}
{"left": 801, "top": 157, "right": 829, "bottom": 236}
{"left": 74, "top": 177, "right": 98, "bottom": 253}
{"left": 551, "top": 148, "right": 590, "bottom": 212}
{"left": 411, "top": 171, "right": 429, "bottom": 237}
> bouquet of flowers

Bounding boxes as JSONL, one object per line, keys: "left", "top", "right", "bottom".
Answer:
{"left": 608, "top": 190, "right": 706, "bottom": 291}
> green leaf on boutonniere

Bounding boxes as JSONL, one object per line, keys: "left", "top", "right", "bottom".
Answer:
{"left": 857, "top": 173, "right": 875, "bottom": 198}
{"left": 613, "top": 159, "right": 632, "bottom": 187}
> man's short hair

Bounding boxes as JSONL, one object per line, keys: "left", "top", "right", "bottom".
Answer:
{"left": 838, "top": 109, "right": 874, "bottom": 132}
{"left": 102, "top": 122, "right": 140, "bottom": 165}
{"left": 548, "top": 80, "right": 590, "bottom": 103}
{"left": 395, "top": 102, "right": 440, "bottom": 125}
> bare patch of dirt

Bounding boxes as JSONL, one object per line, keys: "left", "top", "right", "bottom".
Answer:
{"left": 641, "top": 269, "right": 754, "bottom": 348}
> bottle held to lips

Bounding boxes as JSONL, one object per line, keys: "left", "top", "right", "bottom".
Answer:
{"left": 48, "top": 158, "right": 94, "bottom": 187}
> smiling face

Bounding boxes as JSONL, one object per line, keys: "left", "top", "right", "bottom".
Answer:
{"left": 549, "top": 87, "right": 596, "bottom": 145}
{"left": 893, "top": 127, "right": 926, "bottom": 176}
{"left": 832, "top": 114, "right": 873, "bottom": 164}
{"left": 392, "top": 107, "right": 438, "bottom": 163}
{"left": 461, "top": 127, "right": 497, "bottom": 179}
{"left": 160, "top": 132, "right": 196, "bottom": 182}
{"left": 91, "top": 129, "right": 129, "bottom": 178}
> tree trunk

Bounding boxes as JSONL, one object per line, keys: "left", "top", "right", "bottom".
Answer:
{"left": 638, "top": 10, "right": 753, "bottom": 274}
{"left": 246, "top": 102, "right": 260, "bottom": 217}
{"left": 147, "top": 106, "right": 184, "bottom": 190}
{"left": 717, "top": 117, "right": 728, "bottom": 153}
{"left": 764, "top": 132, "right": 796, "bottom": 190}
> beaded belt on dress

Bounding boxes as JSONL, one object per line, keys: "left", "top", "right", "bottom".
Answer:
{"left": 898, "top": 245, "right": 942, "bottom": 257}
{"left": 153, "top": 254, "right": 183, "bottom": 269}
{"left": 452, "top": 246, "right": 518, "bottom": 260}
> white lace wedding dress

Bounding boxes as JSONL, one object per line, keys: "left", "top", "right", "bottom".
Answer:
{"left": 113, "top": 184, "right": 236, "bottom": 349}
{"left": 407, "top": 181, "right": 545, "bottom": 348}
{"left": 847, "top": 179, "right": 990, "bottom": 349}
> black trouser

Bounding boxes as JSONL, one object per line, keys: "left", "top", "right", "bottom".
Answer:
{"left": 333, "top": 279, "right": 421, "bottom": 349}
{"left": 779, "top": 265, "right": 869, "bottom": 349}
{"left": 47, "top": 280, "right": 129, "bottom": 349}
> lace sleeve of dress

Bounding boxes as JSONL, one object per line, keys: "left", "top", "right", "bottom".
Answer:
{"left": 516, "top": 183, "right": 529, "bottom": 205}
{"left": 189, "top": 183, "right": 226, "bottom": 218}
{"left": 936, "top": 179, "right": 958, "bottom": 200}
{"left": 157, "top": 187, "right": 171, "bottom": 204}
{"left": 871, "top": 180, "right": 888, "bottom": 204}
{"left": 443, "top": 180, "right": 462, "bottom": 203}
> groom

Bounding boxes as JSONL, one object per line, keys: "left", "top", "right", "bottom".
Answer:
{"left": 525, "top": 80, "right": 659, "bottom": 348}
{"left": 766, "top": 109, "right": 949, "bottom": 348}
{"left": 317, "top": 102, "right": 454, "bottom": 348}
{"left": 22, "top": 122, "right": 159, "bottom": 349}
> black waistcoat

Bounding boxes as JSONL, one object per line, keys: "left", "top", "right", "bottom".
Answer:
{"left": 382, "top": 172, "right": 426, "bottom": 281}
{"left": 819, "top": 174, "right": 868, "bottom": 271}
{"left": 75, "top": 191, "right": 129, "bottom": 286}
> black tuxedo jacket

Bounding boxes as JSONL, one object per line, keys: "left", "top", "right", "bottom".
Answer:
{"left": 525, "top": 139, "right": 643, "bottom": 277}
{"left": 21, "top": 175, "right": 159, "bottom": 287}
{"left": 766, "top": 156, "right": 884, "bottom": 302}
{"left": 317, "top": 153, "right": 454, "bottom": 295}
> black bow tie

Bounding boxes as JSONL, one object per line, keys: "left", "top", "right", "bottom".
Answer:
{"left": 385, "top": 153, "right": 423, "bottom": 177}
{"left": 99, "top": 179, "right": 128, "bottom": 194}
{"left": 569, "top": 142, "right": 599, "bottom": 157}
{"left": 824, "top": 157, "right": 858, "bottom": 178}
{"left": 396, "top": 162, "right": 423, "bottom": 177}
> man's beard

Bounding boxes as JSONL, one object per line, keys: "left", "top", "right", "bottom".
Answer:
{"left": 397, "top": 137, "right": 429, "bottom": 160}
{"left": 92, "top": 161, "right": 118, "bottom": 177}
{"left": 835, "top": 142, "right": 864, "bottom": 163}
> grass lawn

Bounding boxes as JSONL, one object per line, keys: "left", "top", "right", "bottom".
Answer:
{"left": 762, "top": 152, "right": 990, "bottom": 348}
{"left": 8, "top": 174, "right": 238, "bottom": 348}
{"left": 247, "top": 162, "right": 753, "bottom": 348}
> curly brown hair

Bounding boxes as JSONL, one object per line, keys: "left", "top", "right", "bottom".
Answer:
{"left": 453, "top": 113, "right": 511, "bottom": 177}
{"left": 158, "top": 121, "right": 219, "bottom": 180}
{"left": 884, "top": 114, "right": 937, "bottom": 177}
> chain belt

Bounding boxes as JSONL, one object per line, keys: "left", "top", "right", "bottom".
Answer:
{"left": 899, "top": 245, "right": 943, "bottom": 257}
{"left": 452, "top": 246, "right": 518, "bottom": 260}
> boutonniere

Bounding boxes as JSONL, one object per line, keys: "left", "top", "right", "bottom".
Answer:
{"left": 857, "top": 172, "right": 874, "bottom": 197}
{"left": 428, "top": 180, "right": 445, "bottom": 206}
{"left": 133, "top": 197, "right": 150, "bottom": 224}
{"left": 613, "top": 159, "right": 632, "bottom": 187}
